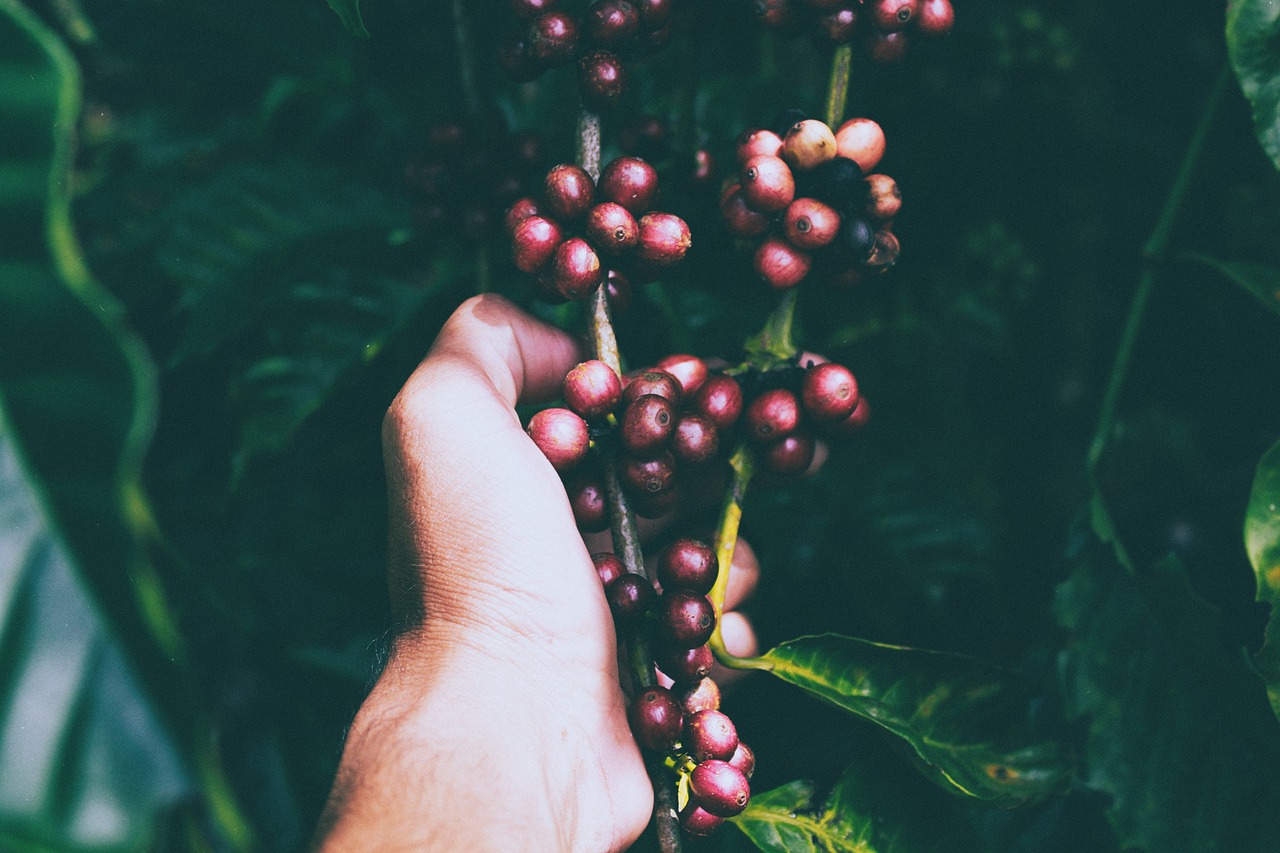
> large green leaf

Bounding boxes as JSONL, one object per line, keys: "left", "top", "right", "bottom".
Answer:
{"left": 731, "top": 760, "right": 979, "bottom": 853}
{"left": 1246, "top": 436, "right": 1280, "bottom": 718}
{"left": 753, "top": 634, "right": 1070, "bottom": 806}
{"left": 1228, "top": 0, "right": 1280, "bottom": 171}
{"left": 1181, "top": 253, "right": 1280, "bottom": 322}
{"left": 1055, "top": 533, "right": 1280, "bottom": 851}
{"left": 325, "top": 0, "right": 369, "bottom": 37}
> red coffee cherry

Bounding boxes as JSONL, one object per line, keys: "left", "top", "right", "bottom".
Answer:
{"left": 622, "top": 394, "right": 676, "bottom": 454}
{"left": 543, "top": 163, "right": 595, "bottom": 220}
{"left": 620, "top": 450, "right": 677, "bottom": 496}
{"left": 692, "top": 375, "right": 744, "bottom": 430}
{"left": 763, "top": 432, "right": 816, "bottom": 476}
{"left": 564, "top": 359, "right": 623, "bottom": 419}
{"left": 834, "top": 118, "right": 886, "bottom": 172}
{"left": 585, "top": 201, "right": 640, "bottom": 256}
{"left": 599, "top": 156, "right": 659, "bottom": 214}
{"left": 633, "top": 486, "right": 679, "bottom": 519}
{"left": 685, "top": 709, "right": 739, "bottom": 762}
{"left": 781, "top": 119, "right": 838, "bottom": 171}
{"left": 605, "top": 573, "right": 657, "bottom": 624}
{"left": 584, "top": 0, "right": 640, "bottom": 45}
{"left": 802, "top": 362, "right": 859, "bottom": 422}
{"left": 677, "top": 676, "right": 721, "bottom": 714}
{"left": 690, "top": 760, "right": 751, "bottom": 817}
{"left": 917, "top": 0, "right": 955, "bottom": 35}
{"left": 627, "top": 686, "right": 683, "bottom": 752}
{"left": 866, "top": 27, "right": 908, "bottom": 63}
{"left": 567, "top": 471, "right": 609, "bottom": 532}
{"left": 755, "top": 236, "right": 812, "bottom": 289}
{"left": 637, "top": 213, "right": 692, "bottom": 265}
{"left": 578, "top": 50, "right": 627, "bottom": 110}
{"left": 719, "top": 183, "right": 772, "bottom": 238}
{"left": 679, "top": 804, "right": 724, "bottom": 837}
{"left": 512, "top": 215, "right": 564, "bottom": 274}
{"left": 728, "top": 742, "right": 756, "bottom": 780}
{"left": 815, "top": 6, "right": 858, "bottom": 42}
{"left": 672, "top": 413, "right": 719, "bottom": 464}
{"left": 658, "top": 589, "right": 716, "bottom": 648}
{"left": 736, "top": 128, "right": 784, "bottom": 163}
{"left": 552, "top": 237, "right": 603, "bottom": 299}
{"left": 746, "top": 388, "right": 801, "bottom": 443}
{"left": 657, "top": 538, "right": 718, "bottom": 594}
{"left": 655, "top": 643, "right": 714, "bottom": 684}
{"left": 864, "top": 173, "right": 902, "bottom": 222}
{"left": 504, "top": 196, "right": 541, "bottom": 235}
{"left": 740, "top": 154, "right": 795, "bottom": 213}
{"left": 655, "top": 354, "right": 709, "bottom": 396}
{"left": 871, "top": 0, "right": 919, "bottom": 32}
{"left": 825, "top": 394, "right": 871, "bottom": 435}
{"left": 623, "top": 369, "right": 683, "bottom": 406}
{"left": 526, "top": 407, "right": 589, "bottom": 471}
{"left": 526, "top": 11, "right": 579, "bottom": 67}
{"left": 783, "top": 197, "right": 841, "bottom": 250}
{"left": 591, "top": 552, "right": 626, "bottom": 586}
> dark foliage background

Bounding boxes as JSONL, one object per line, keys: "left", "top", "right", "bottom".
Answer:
{"left": 2, "top": 0, "right": 1280, "bottom": 851}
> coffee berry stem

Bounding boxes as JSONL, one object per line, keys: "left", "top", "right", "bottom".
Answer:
{"left": 737, "top": 288, "right": 800, "bottom": 374}
{"left": 824, "top": 42, "right": 854, "bottom": 129}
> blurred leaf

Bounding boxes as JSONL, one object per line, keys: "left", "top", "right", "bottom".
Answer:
{"left": 1246, "top": 436, "right": 1280, "bottom": 718}
{"left": 1055, "top": 533, "right": 1280, "bottom": 850}
{"left": 1228, "top": 0, "right": 1280, "bottom": 171}
{"left": 754, "top": 634, "right": 1071, "bottom": 806}
{"left": 731, "top": 760, "right": 979, "bottom": 853}
{"left": 325, "top": 0, "right": 369, "bottom": 38}
{"left": 1181, "top": 253, "right": 1280, "bottom": 321}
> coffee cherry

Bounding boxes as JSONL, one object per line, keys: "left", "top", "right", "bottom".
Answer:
{"left": 692, "top": 375, "right": 744, "bottom": 430}
{"left": 605, "top": 268, "right": 633, "bottom": 313}
{"left": 622, "top": 394, "right": 676, "bottom": 453}
{"left": 656, "top": 643, "right": 714, "bottom": 684}
{"left": 815, "top": 6, "right": 858, "bottom": 42}
{"left": 527, "top": 11, "right": 579, "bottom": 67}
{"left": 783, "top": 197, "right": 841, "bottom": 249}
{"left": 624, "top": 370, "right": 683, "bottom": 406}
{"left": 685, "top": 710, "right": 739, "bottom": 762}
{"left": 633, "top": 486, "right": 680, "bottom": 519}
{"left": 619, "top": 115, "right": 669, "bottom": 160}
{"left": 637, "top": 213, "right": 692, "bottom": 265}
{"left": 672, "top": 413, "right": 719, "bottom": 464}
{"left": 620, "top": 450, "right": 677, "bottom": 496}
{"left": 866, "top": 28, "right": 908, "bottom": 63}
{"left": 585, "top": 201, "right": 640, "bottom": 256}
{"left": 552, "top": 237, "right": 603, "bottom": 299}
{"left": 628, "top": 686, "right": 683, "bottom": 752}
{"left": 568, "top": 471, "right": 609, "bottom": 532}
{"left": 781, "top": 119, "right": 838, "bottom": 171}
{"left": 633, "top": 0, "right": 673, "bottom": 29}
{"left": 917, "top": 0, "right": 955, "bottom": 35}
{"left": 864, "top": 173, "right": 902, "bottom": 222}
{"left": 736, "top": 128, "right": 784, "bottom": 163}
{"left": 679, "top": 804, "right": 724, "bottom": 837}
{"left": 763, "top": 432, "right": 816, "bottom": 476}
{"left": 512, "top": 215, "right": 564, "bottom": 274}
{"left": 564, "top": 359, "right": 623, "bottom": 419}
{"left": 689, "top": 760, "right": 751, "bottom": 817}
{"left": 728, "top": 742, "right": 756, "bottom": 780}
{"left": 606, "top": 573, "right": 657, "bottom": 624}
{"left": 543, "top": 164, "right": 595, "bottom": 220}
{"left": 585, "top": 0, "right": 640, "bottom": 45}
{"left": 579, "top": 50, "right": 627, "bottom": 110}
{"left": 871, "top": 0, "right": 918, "bottom": 32}
{"left": 802, "top": 156, "right": 865, "bottom": 211}
{"left": 654, "top": 354, "right": 709, "bottom": 397}
{"left": 678, "top": 676, "right": 721, "bottom": 714}
{"left": 826, "top": 394, "right": 871, "bottom": 435}
{"left": 837, "top": 216, "right": 876, "bottom": 261}
{"left": 746, "top": 388, "right": 801, "bottom": 443}
{"left": 688, "top": 149, "right": 718, "bottom": 187}
{"left": 592, "top": 552, "right": 626, "bottom": 586}
{"left": 755, "top": 236, "right": 812, "bottom": 289}
{"left": 659, "top": 590, "right": 716, "bottom": 648}
{"left": 526, "top": 407, "right": 589, "bottom": 471}
{"left": 599, "top": 156, "right": 659, "bottom": 214}
{"left": 504, "top": 196, "right": 542, "bottom": 235}
{"left": 802, "top": 362, "right": 859, "bottom": 422}
{"left": 657, "top": 538, "right": 718, "bottom": 594}
{"left": 834, "top": 118, "right": 886, "bottom": 172}
{"left": 719, "top": 183, "right": 772, "bottom": 238}
{"left": 865, "top": 229, "right": 900, "bottom": 273}
{"left": 511, "top": 0, "right": 557, "bottom": 18}
{"left": 770, "top": 107, "right": 809, "bottom": 139}
{"left": 740, "top": 154, "right": 795, "bottom": 213}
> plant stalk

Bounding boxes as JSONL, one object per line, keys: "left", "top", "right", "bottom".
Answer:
{"left": 824, "top": 43, "right": 853, "bottom": 129}
{"left": 709, "top": 444, "right": 754, "bottom": 666}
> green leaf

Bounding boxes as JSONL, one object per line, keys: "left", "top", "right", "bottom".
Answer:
{"left": 1227, "top": 0, "right": 1280, "bottom": 171}
{"left": 731, "top": 760, "right": 979, "bottom": 853}
{"left": 1055, "top": 533, "right": 1280, "bottom": 851}
{"left": 1246, "top": 436, "right": 1280, "bottom": 718}
{"left": 1181, "top": 253, "right": 1280, "bottom": 321}
{"left": 754, "top": 634, "right": 1071, "bottom": 806}
{"left": 326, "top": 0, "right": 370, "bottom": 38}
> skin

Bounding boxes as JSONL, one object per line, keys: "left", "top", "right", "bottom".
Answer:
{"left": 312, "top": 295, "right": 758, "bottom": 852}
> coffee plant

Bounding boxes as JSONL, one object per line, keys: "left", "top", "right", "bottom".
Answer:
{"left": 3, "top": 0, "right": 1280, "bottom": 850}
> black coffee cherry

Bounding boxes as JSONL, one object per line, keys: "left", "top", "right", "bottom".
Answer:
{"left": 599, "top": 156, "right": 659, "bottom": 214}
{"left": 802, "top": 362, "right": 859, "bottom": 422}
{"left": 746, "top": 388, "right": 801, "bottom": 443}
{"left": 657, "top": 538, "right": 718, "bottom": 594}
{"left": 755, "top": 236, "right": 812, "bottom": 289}
{"left": 719, "top": 183, "right": 772, "bottom": 238}
{"left": 864, "top": 173, "right": 902, "bottom": 222}
{"left": 592, "top": 552, "right": 626, "bottom": 586}
{"left": 834, "top": 118, "right": 886, "bottom": 172}
{"left": 655, "top": 643, "right": 714, "bottom": 684}
{"left": 763, "top": 432, "right": 816, "bottom": 476}
{"left": 568, "top": 471, "right": 609, "bottom": 532}
{"left": 526, "top": 10, "right": 579, "bottom": 68}
{"left": 564, "top": 359, "right": 623, "bottom": 419}
{"left": 605, "top": 573, "right": 657, "bottom": 624}
{"left": 802, "top": 156, "right": 865, "bottom": 211}
{"left": 552, "top": 237, "right": 603, "bottom": 299}
{"left": 728, "top": 742, "right": 756, "bottom": 780}
{"left": 512, "top": 215, "right": 564, "bottom": 274}
{"left": 659, "top": 590, "right": 716, "bottom": 648}
{"left": 770, "top": 107, "right": 809, "bottom": 139}
{"left": 623, "top": 370, "right": 683, "bottom": 406}
{"left": 685, "top": 709, "right": 739, "bottom": 762}
{"left": 620, "top": 450, "right": 677, "bottom": 496}
{"left": 543, "top": 164, "right": 595, "bottom": 221}
{"left": 692, "top": 375, "right": 744, "bottom": 430}
{"left": 672, "top": 413, "right": 719, "bottom": 464}
{"left": 781, "top": 119, "right": 838, "bottom": 172}
{"left": 679, "top": 804, "right": 724, "bottom": 837}
{"left": 783, "top": 197, "right": 841, "bottom": 250}
{"left": 689, "top": 760, "right": 751, "bottom": 817}
{"left": 622, "top": 394, "right": 676, "bottom": 453}
{"left": 578, "top": 50, "right": 627, "bottom": 110}
{"left": 584, "top": 0, "right": 640, "bottom": 45}
{"left": 917, "top": 0, "right": 955, "bottom": 35}
{"left": 740, "top": 154, "right": 795, "bottom": 213}
{"left": 837, "top": 215, "right": 875, "bottom": 261}
{"left": 605, "top": 268, "right": 633, "bottom": 313}
{"left": 627, "top": 686, "right": 683, "bottom": 752}
{"left": 677, "top": 676, "right": 721, "bottom": 714}
{"left": 654, "top": 354, "right": 709, "bottom": 397}
{"left": 636, "top": 213, "right": 691, "bottom": 265}
{"left": 526, "top": 408, "right": 589, "bottom": 471}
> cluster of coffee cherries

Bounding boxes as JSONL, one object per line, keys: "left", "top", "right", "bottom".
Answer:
{"left": 596, "top": 539, "right": 756, "bottom": 835}
{"left": 500, "top": 0, "right": 677, "bottom": 109}
{"left": 721, "top": 112, "right": 900, "bottom": 289}
{"left": 507, "top": 157, "right": 690, "bottom": 304}
{"left": 752, "top": 0, "right": 955, "bottom": 63}
{"left": 405, "top": 119, "right": 545, "bottom": 241}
